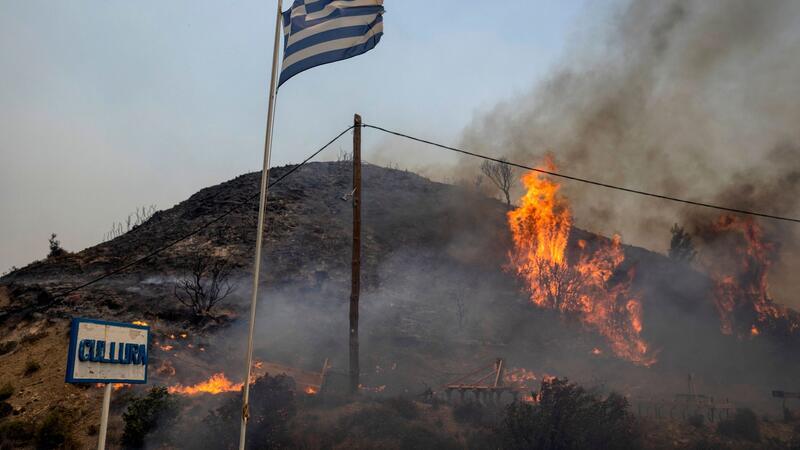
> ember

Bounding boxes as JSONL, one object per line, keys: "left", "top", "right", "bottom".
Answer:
{"left": 507, "top": 159, "right": 656, "bottom": 366}
{"left": 168, "top": 373, "right": 243, "bottom": 395}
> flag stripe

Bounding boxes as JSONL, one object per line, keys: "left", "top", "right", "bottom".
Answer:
{"left": 279, "top": 0, "right": 384, "bottom": 87}
{"left": 285, "top": 4, "right": 381, "bottom": 34}
{"left": 295, "top": 0, "right": 383, "bottom": 22}
{"left": 283, "top": 20, "right": 382, "bottom": 70}
{"left": 286, "top": 13, "right": 379, "bottom": 48}
{"left": 279, "top": 30, "right": 382, "bottom": 86}
{"left": 286, "top": 15, "right": 381, "bottom": 54}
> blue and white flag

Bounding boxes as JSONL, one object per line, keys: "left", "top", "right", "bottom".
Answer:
{"left": 279, "top": 0, "right": 384, "bottom": 86}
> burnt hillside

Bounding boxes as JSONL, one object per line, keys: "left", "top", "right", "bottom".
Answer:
{"left": 1, "top": 161, "right": 799, "bottom": 415}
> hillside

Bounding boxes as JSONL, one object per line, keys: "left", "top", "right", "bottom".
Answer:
{"left": 2, "top": 161, "right": 800, "bottom": 447}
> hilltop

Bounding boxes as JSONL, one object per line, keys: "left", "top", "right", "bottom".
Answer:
{"left": 2, "top": 161, "right": 800, "bottom": 447}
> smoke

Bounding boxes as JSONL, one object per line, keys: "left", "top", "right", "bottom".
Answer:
{"left": 458, "top": 0, "right": 800, "bottom": 306}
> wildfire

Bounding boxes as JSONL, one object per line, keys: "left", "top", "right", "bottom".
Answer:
{"left": 168, "top": 373, "right": 243, "bottom": 395}
{"left": 507, "top": 159, "right": 656, "bottom": 366}
{"left": 504, "top": 367, "right": 538, "bottom": 389}
{"left": 700, "top": 215, "right": 789, "bottom": 336}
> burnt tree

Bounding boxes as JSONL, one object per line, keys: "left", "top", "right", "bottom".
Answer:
{"left": 174, "top": 255, "right": 234, "bottom": 319}
{"left": 481, "top": 159, "right": 515, "bottom": 205}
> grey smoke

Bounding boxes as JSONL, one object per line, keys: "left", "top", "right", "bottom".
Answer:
{"left": 459, "top": 0, "right": 800, "bottom": 306}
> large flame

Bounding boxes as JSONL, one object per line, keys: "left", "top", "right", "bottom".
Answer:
{"left": 168, "top": 373, "right": 243, "bottom": 395}
{"left": 507, "top": 159, "right": 656, "bottom": 366}
{"left": 701, "top": 215, "right": 794, "bottom": 336}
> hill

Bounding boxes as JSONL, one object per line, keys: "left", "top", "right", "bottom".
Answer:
{"left": 2, "top": 161, "right": 800, "bottom": 447}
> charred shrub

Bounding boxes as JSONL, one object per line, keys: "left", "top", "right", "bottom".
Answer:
{"left": 47, "top": 233, "right": 66, "bottom": 258}
{"left": 0, "top": 419, "right": 35, "bottom": 448}
{"left": 717, "top": 408, "right": 760, "bottom": 442}
{"left": 35, "top": 408, "right": 76, "bottom": 450}
{"left": 688, "top": 413, "right": 705, "bottom": 428}
{"left": 453, "top": 401, "right": 489, "bottom": 425}
{"left": 0, "top": 383, "right": 13, "bottom": 401}
{"left": 0, "top": 342, "right": 16, "bottom": 357}
{"left": 330, "top": 402, "right": 458, "bottom": 449}
{"left": 499, "top": 378, "right": 641, "bottom": 450}
{"left": 122, "top": 386, "right": 177, "bottom": 448}
{"left": 24, "top": 360, "right": 40, "bottom": 376}
{"left": 382, "top": 396, "right": 418, "bottom": 420}
{"left": 0, "top": 403, "right": 11, "bottom": 420}
{"left": 198, "top": 375, "right": 295, "bottom": 449}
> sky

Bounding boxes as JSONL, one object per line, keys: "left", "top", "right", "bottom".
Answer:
{"left": 0, "top": 0, "right": 595, "bottom": 272}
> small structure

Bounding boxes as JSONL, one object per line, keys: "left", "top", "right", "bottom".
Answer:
{"left": 772, "top": 390, "right": 800, "bottom": 418}
{"left": 444, "top": 358, "right": 514, "bottom": 403}
{"left": 637, "top": 374, "right": 734, "bottom": 422}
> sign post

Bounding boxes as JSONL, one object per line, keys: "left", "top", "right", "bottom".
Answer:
{"left": 65, "top": 318, "right": 150, "bottom": 450}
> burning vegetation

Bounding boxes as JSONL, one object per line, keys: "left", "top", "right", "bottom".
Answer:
{"left": 167, "top": 372, "right": 243, "bottom": 396}
{"left": 507, "top": 159, "right": 656, "bottom": 366}
{"left": 698, "top": 215, "right": 799, "bottom": 337}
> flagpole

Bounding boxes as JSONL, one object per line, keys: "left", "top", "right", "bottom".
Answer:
{"left": 239, "top": 1, "right": 283, "bottom": 449}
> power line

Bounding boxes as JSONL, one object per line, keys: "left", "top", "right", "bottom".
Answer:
{"left": 50, "top": 125, "right": 355, "bottom": 301}
{"left": 362, "top": 124, "right": 800, "bottom": 224}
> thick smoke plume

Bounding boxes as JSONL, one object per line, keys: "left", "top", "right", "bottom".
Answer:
{"left": 459, "top": 0, "right": 800, "bottom": 306}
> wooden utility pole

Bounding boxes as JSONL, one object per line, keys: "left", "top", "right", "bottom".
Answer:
{"left": 349, "top": 113, "right": 362, "bottom": 394}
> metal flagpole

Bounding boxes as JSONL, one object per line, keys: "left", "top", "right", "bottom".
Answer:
{"left": 239, "top": 1, "right": 283, "bottom": 449}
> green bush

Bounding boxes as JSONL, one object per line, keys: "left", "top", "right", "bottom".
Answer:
{"left": 717, "top": 408, "right": 760, "bottom": 442}
{"left": 0, "top": 383, "right": 12, "bottom": 401}
{"left": 35, "top": 409, "right": 76, "bottom": 450}
{"left": 498, "top": 378, "right": 642, "bottom": 450}
{"left": 122, "top": 386, "right": 177, "bottom": 448}
{"left": 196, "top": 375, "right": 296, "bottom": 449}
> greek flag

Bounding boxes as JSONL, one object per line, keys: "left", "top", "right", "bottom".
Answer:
{"left": 279, "top": 0, "right": 384, "bottom": 86}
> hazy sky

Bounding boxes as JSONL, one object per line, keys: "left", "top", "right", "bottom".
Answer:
{"left": 0, "top": 0, "right": 596, "bottom": 272}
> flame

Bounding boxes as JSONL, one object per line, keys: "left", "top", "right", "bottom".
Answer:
{"left": 505, "top": 367, "right": 538, "bottom": 389}
{"left": 132, "top": 320, "right": 148, "bottom": 326}
{"left": 168, "top": 373, "right": 243, "bottom": 395}
{"left": 701, "top": 215, "right": 790, "bottom": 336}
{"left": 507, "top": 159, "right": 656, "bottom": 366}
{"left": 304, "top": 386, "right": 319, "bottom": 395}
{"left": 159, "top": 345, "right": 174, "bottom": 351}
